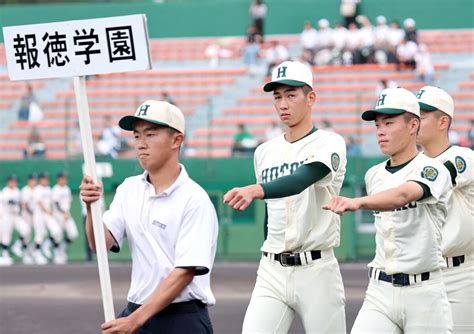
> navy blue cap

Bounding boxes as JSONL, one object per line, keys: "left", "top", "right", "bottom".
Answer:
{"left": 56, "top": 171, "right": 68, "bottom": 178}
{"left": 38, "top": 172, "right": 49, "bottom": 179}
{"left": 28, "top": 173, "right": 38, "bottom": 180}
{"left": 6, "top": 174, "right": 18, "bottom": 182}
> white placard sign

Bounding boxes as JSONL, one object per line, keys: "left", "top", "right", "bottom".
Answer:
{"left": 3, "top": 14, "right": 151, "bottom": 80}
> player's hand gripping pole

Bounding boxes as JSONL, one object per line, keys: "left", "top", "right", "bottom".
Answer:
{"left": 73, "top": 76, "right": 115, "bottom": 322}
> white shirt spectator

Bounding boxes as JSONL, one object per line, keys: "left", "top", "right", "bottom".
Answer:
{"left": 300, "top": 25, "right": 318, "bottom": 50}
{"left": 331, "top": 25, "right": 348, "bottom": 49}
{"left": 387, "top": 25, "right": 405, "bottom": 48}
{"left": 397, "top": 40, "right": 418, "bottom": 61}
{"left": 358, "top": 26, "right": 375, "bottom": 48}
{"left": 266, "top": 43, "right": 289, "bottom": 64}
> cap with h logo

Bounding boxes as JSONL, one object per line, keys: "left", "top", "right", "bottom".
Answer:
{"left": 416, "top": 86, "right": 454, "bottom": 118}
{"left": 263, "top": 61, "right": 313, "bottom": 92}
{"left": 119, "top": 100, "right": 185, "bottom": 133}
{"left": 361, "top": 87, "right": 420, "bottom": 121}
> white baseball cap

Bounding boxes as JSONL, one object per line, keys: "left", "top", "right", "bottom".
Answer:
{"left": 376, "top": 15, "right": 386, "bottom": 24}
{"left": 416, "top": 86, "right": 454, "bottom": 118}
{"left": 263, "top": 61, "right": 313, "bottom": 92}
{"left": 119, "top": 100, "right": 185, "bottom": 133}
{"left": 362, "top": 87, "right": 420, "bottom": 121}
{"left": 404, "top": 18, "right": 416, "bottom": 28}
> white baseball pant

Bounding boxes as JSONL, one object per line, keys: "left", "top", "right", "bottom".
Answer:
{"left": 33, "top": 212, "right": 62, "bottom": 244}
{"left": 53, "top": 213, "right": 79, "bottom": 241}
{"left": 1, "top": 214, "right": 31, "bottom": 245}
{"left": 443, "top": 255, "right": 474, "bottom": 334}
{"left": 351, "top": 270, "right": 453, "bottom": 334}
{"left": 242, "top": 249, "right": 346, "bottom": 333}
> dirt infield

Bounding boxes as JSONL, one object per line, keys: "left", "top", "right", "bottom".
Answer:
{"left": 0, "top": 261, "right": 368, "bottom": 333}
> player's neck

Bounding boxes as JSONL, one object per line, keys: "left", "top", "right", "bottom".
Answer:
{"left": 421, "top": 136, "right": 450, "bottom": 158}
{"left": 390, "top": 144, "right": 419, "bottom": 166}
{"left": 147, "top": 161, "right": 181, "bottom": 194}
{"left": 284, "top": 121, "right": 313, "bottom": 143}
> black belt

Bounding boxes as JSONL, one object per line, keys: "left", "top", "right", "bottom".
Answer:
{"left": 446, "top": 255, "right": 465, "bottom": 267}
{"left": 263, "top": 250, "right": 321, "bottom": 266}
{"left": 369, "top": 267, "right": 430, "bottom": 286}
{"left": 127, "top": 299, "right": 206, "bottom": 316}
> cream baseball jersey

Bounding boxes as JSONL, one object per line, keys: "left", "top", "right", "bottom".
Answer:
{"left": 435, "top": 146, "right": 474, "bottom": 257}
{"left": 52, "top": 184, "right": 72, "bottom": 213}
{"left": 21, "top": 186, "right": 35, "bottom": 213}
{"left": 1, "top": 187, "right": 21, "bottom": 215}
{"left": 254, "top": 129, "right": 347, "bottom": 253}
{"left": 366, "top": 153, "right": 452, "bottom": 274}
{"left": 34, "top": 185, "right": 52, "bottom": 213}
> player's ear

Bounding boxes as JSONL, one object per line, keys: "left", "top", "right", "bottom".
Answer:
{"left": 306, "top": 90, "right": 316, "bottom": 106}
{"left": 171, "top": 132, "right": 184, "bottom": 149}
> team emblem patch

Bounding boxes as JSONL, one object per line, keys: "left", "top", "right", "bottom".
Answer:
{"left": 454, "top": 156, "right": 466, "bottom": 174}
{"left": 331, "top": 153, "right": 340, "bottom": 171}
{"left": 421, "top": 166, "right": 438, "bottom": 181}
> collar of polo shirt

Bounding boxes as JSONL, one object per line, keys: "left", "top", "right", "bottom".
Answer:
{"left": 141, "top": 164, "right": 188, "bottom": 196}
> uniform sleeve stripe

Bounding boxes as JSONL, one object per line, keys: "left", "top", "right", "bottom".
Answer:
{"left": 443, "top": 160, "right": 457, "bottom": 186}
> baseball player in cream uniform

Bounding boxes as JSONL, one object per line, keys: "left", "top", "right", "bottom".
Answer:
{"left": 1, "top": 175, "right": 32, "bottom": 265}
{"left": 225, "top": 61, "right": 347, "bottom": 333}
{"left": 416, "top": 86, "right": 474, "bottom": 333}
{"left": 33, "top": 172, "right": 62, "bottom": 264}
{"left": 51, "top": 172, "right": 79, "bottom": 264}
{"left": 324, "top": 87, "right": 453, "bottom": 333}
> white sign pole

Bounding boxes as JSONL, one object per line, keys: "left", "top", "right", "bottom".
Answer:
{"left": 73, "top": 76, "right": 115, "bottom": 322}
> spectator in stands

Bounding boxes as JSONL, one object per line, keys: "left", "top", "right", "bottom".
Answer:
{"left": 300, "top": 21, "right": 318, "bottom": 65}
{"left": 373, "top": 15, "right": 390, "bottom": 64}
{"left": 330, "top": 21, "right": 348, "bottom": 65}
{"left": 232, "top": 123, "right": 258, "bottom": 156}
{"left": 387, "top": 20, "right": 405, "bottom": 63}
{"left": 346, "top": 136, "right": 362, "bottom": 156}
{"left": 23, "top": 126, "right": 46, "bottom": 159}
{"left": 249, "top": 0, "right": 267, "bottom": 38}
{"left": 242, "top": 24, "right": 263, "bottom": 72}
{"left": 339, "top": 0, "right": 361, "bottom": 28}
{"left": 403, "top": 18, "right": 418, "bottom": 43}
{"left": 375, "top": 78, "right": 397, "bottom": 96}
{"left": 97, "top": 115, "right": 121, "bottom": 158}
{"left": 321, "top": 120, "right": 335, "bottom": 132}
{"left": 314, "top": 19, "right": 333, "bottom": 66}
{"left": 396, "top": 36, "right": 418, "bottom": 70}
{"left": 264, "top": 121, "right": 281, "bottom": 141}
{"left": 17, "top": 83, "right": 37, "bottom": 121}
{"left": 468, "top": 120, "right": 474, "bottom": 149}
{"left": 415, "top": 44, "right": 434, "bottom": 84}
{"left": 449, "top": 129, "right": 461, "bottom": 146}
{"left": 68, "top": 120, "right": 83, "bottom": 157}
{"left": 161, "top": 92, "right": 176, "bottom": 106}
{"left": 265, "top": 40, "right": 289, "bottom": 76}
{"left": 356, "top": 15, "right": 375, "bottom": 64}
{"left": 343, "top": 22, "right": 362, "bottom": 65}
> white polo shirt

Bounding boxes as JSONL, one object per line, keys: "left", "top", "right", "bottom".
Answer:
{"left": 366, "top": 153, "right": 452, "bottom": 274}
{"left": 103, "top": 165, "right": 218, "bottom": 305}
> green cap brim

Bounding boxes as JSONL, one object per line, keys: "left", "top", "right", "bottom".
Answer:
{"left": 263, "top": 79, "right": 308, "bottom": 92}
{"left": 118, "top": 115, "right": 169, "bottom": 131}
{"left": 361, "top": 108, "right": 407, "bottom": 121}
{"left": 418, "top": 102, "right": 437, "bottom": 111}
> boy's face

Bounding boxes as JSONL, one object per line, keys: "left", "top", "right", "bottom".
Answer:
{"left": 374, "top": 113, "right": 416, "bottom": 156}
{"left": 272, "top": 85, "right": 315, "bottom": 128}
{"left": 417, "top": 110, "right": 444, "bottom": 146}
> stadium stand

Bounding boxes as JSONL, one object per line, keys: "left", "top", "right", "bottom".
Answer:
{"left": 0, "top": 30, "right": 472, "bottom": 160}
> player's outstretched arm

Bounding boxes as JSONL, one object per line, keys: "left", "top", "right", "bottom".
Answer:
{"left": 322, "top": 181, "right": 425, "bottom": 215}
{"left": 79, "top": 175, "right": 116, "bottom": 252}
{"left": 223, "top": 184, "right": 264, "bottom": 211}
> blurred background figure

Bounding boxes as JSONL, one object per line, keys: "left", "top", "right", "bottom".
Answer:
{"left": 232, "top": 123, "right": 258, "bottom": 156}
{"left": 265, "top": 40, "right": 289, "bottom": 76}
{"left": 415, "top": 44, "right": 434, "bottom": 84}
{"left": 387, "top": 20, "right": 405, "bottom": 63}
{"left": 396, "top": 36, "right": 418, "bottom": 70}
{"left": 23, "top": 126, "right": 46, "bottom": 159}
{"left": 339, "top": 0, "right": 361, "bottom": 28}
{"left": 264, "top": 121, "right": 281, "bottom": 141}
{"left": 403, "top": 18, "right": 418, "bottom": 43}
{"left": 17, "top": 83, "right": 42, "bottom": 121}
{"left": 96, "top": 115, "right": 121, "bottom": 158}
{"left": 346, "top": 136, "right": 362, "bottom": 156}
{"left": 314, "top": 18, "right": 333, "bottom": 66}
{"left": 242, "top": 24, "right": 263, "bottom": 73}
{"left": 160, "top": 91, "right": 176, "bottom": 106}
{"left": 300, "top": 21, "right": 318, "bottom": 66}
{"left": 249, "top": 0, "right": 267, "bottom": 38}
